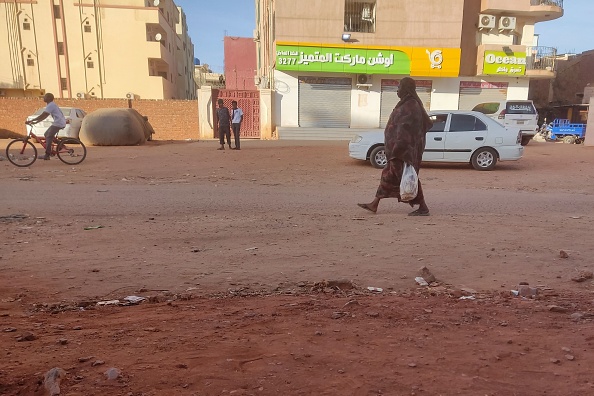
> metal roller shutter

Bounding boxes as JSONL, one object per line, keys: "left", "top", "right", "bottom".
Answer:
{"left": 380, "top": 80, "right": 432, "bottom": 128}
{"left": 298, "top": 77, "right": 352, "bottom": 128}
{"left": 458, "top": 81, "right": 508, "bottom": 110}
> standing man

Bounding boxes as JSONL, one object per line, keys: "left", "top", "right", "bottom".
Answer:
{"left": 231, "top": 100, "right": 243, "bottom": 150}
{"left": 216, "top": 99, "right": 232, "bottom": 150}
{"left": 25, "top": 93, "right": 66, "bottom": 160}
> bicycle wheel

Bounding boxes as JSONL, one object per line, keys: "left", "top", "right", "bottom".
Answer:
{"left": 57, "top": 138, "right": 87, "bottom": 165}
{"left": 6, "top": 139, "right": 37, "bottom": 167}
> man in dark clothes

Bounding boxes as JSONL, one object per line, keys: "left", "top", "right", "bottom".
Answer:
{"left": 357, "top": 77, "right": 433, "bottom": 216}
{"left": 216, "top": 99, "right": 231, "bottom": 150}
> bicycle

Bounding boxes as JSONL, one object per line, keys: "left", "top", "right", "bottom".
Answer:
{"left": 5, "top": 123, "right": 87, "bottom": 167}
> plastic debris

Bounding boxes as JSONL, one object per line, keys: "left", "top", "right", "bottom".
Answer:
{"left": 415, "top": 277, "right": 429, "bottom": 286}
{"left": 96, "top": 300, "right": 120, "bottom": 306}
{"left": 123, "top": 296, "right": 146, "bottom": 304}
{"left": 367, "top": 286, "right": 383, "bottom": 292}
{"left": 84, "top": 225, "right": 104, "bottom": 230}
{"left": 459, "top": 296, "right": 476, "bottom": 300}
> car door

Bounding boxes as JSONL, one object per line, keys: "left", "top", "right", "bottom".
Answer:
{"left": 422, "top": 113, "right": 448, "bottom": 161}
{"left": 443, "top": 113, "right": 488, "bottom": 161}
{"left": 69, "top": 109, "right": 85, "bottom": 138}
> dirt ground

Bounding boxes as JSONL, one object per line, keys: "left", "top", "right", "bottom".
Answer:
{"left": 1, "top": 139, "right": 594, "bottom": 395}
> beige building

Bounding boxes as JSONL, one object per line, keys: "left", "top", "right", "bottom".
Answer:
{"left": 0, "top": 0, "right": 196, "bottom": 100}
{"left": 254, "top": 0, "right": 563, "bottom": 136}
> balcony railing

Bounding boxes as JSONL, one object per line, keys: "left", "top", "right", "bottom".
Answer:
{"left": 530, "top": 0, "right": 563, "bottom": 7}
{"left": 525, "top": 46, "right": 557, "bottom": 72}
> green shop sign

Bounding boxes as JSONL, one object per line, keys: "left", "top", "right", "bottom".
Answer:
{"left": 483, "top": 50, "right": 526, "bottom": 76}
{"left": 276, "top": 44, "right": 410, "bottom": 75}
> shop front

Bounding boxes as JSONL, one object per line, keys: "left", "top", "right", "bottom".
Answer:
{"left": 274, "top": 41, "right": 461, "bottom": 132}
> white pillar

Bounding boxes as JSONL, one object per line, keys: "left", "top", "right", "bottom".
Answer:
{"left": 198, "top": 86, "right": 214, "bottom": 139}
{"left": 259, "top": 89, "right": 274, "bottom": 140}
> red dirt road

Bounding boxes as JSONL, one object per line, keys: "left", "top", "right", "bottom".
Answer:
{"left": 1, "top": 140, "right": 593, "bottom": 395}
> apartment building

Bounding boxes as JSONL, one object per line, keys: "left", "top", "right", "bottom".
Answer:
{"left": 254, "top": 0, "right": 564, "bottom": 136}
{"left": 0, "top": 0, "right": 196, "bottom": 100}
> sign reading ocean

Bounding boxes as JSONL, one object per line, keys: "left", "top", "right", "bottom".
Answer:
{"left": 482, "top": 50, "right": 526, "bottom": 76}
{"left": 276, "top": 44, "right": 411, "bottom": 75}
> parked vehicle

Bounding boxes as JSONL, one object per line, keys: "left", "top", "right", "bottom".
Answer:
{"left": 548, "top": 119, "right": 587, "bottom": 144}
{"left": 472, "top": 100, "right": 538, "bottom": 146}
{"left": 349, "top": 111, "right": 524, "bottom": 171}
{"left": 26, "top": 107, "right": 87, "bottom": 139}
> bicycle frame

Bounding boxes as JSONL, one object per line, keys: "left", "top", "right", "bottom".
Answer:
{"left": 24, "top": 124, "right": 63, "bottom": 156}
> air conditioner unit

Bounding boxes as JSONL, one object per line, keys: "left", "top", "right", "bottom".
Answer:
{"left": 76, "top": 92, "right": 89, "bottom": 99}
{"left": 357, "top": 74, "right": 372, "bottom": 85}
{"left": 478, "top": 14, "right": 496, "bottom": 29}
{"left": 126, "top": 92, "right": 139, "bottom": 100}
{"left": 499, "top": 16, "right": 517, "bottom": 31}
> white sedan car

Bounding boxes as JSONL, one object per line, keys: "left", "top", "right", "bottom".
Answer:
{"left": 26, "top": 107, "right": 87, "bottom": 139}
{"left": 349, "top": 111, "right": 524, "bottom": 171}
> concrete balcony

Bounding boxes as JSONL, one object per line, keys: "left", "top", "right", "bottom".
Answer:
{"left": 477, "top": 44, "right": 556, "bottom": 79}
{"left": 481, "top": 0, "right": 563, "bottom": 22}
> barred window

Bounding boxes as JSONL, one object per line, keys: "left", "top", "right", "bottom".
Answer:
{"left": 60, "top": 78, "right": 68, "bottom": 91}
{"left": 87, "top": 61, "right": 94, "bottom": 68}
{"left": 57, "top": 42, "right": 64, "bottom": 55}
{"left": 27, "top": 58, "right": 35, "bottom": 66}
{"left": 23, "top": 22, "right": 31, "bottom": 30}
{"left": 53, "top": 5, "right": 61, "bottom": 19}
{"left": 344, "top": 0, "right": 376, "bottom": 33}
{"left": 84, "top": 24, "right": 92, "bottom": 33}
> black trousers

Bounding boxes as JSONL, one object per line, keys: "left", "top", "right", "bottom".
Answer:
{"left": 219, "top": 124, "right": 231, "bottom": 146}
{"left": 231, "top": 123, "right": 241, "bottom": 149}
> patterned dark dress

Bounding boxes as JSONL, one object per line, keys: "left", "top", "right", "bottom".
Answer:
{"left": 375, "top": 82, "right": 432, "bottom": 206}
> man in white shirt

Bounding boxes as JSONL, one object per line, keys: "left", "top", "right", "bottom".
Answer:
{"left": 25, "top": 93, "right": 67, "bottom": 160}
{"left": 231, "top": 100, "right": 244, "bottom": 150}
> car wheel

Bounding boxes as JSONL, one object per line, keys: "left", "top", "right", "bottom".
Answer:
{"left": 562, "top": 135, "right": 576, "bottom": 144}
{"left": 520, "top": 136, "right": 532, "bottom": 146}
{"left": 471, "top": 147, "right": 497, "bottom": 171}
{"left": 369, "top": 146, "right": 387, "bottom": 169}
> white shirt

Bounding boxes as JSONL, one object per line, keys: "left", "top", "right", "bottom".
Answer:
{"left": 231, "top": 107, "right": 243, "bottom": 124}
{"left": 45, "top": 101, "right": 67, "bottom": 128}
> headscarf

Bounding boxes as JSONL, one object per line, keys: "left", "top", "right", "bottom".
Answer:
{"left": 395, "top": 77, "right": 432, "bottom": 131}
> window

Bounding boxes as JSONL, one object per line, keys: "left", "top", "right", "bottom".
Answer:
{"left": 344, "top": 0, "right": 376, "bottom": 33}
{"left": 472, "top": 102, "right": 500, "bottom": 115}
{"left": 23, "top": 21, "right": 31, "bottom": 30}
{"left": 506, "top": 101, "right": 536, "bottom": 114}
{"left": 87, "top": 61, "right": 94, "bottom": 68}
{"left": 27, "top": 58, "right": 35, "bottom": 66}
{"left": 53, "top": 5, "right": 61, "bottom": 18}
{"left": 449, "top": 114, "right": 487, "bottom": 132}
{"left": 57, "top": 42, "right": 64, "bottom": 55}
{"left": 76, "top": 110, "right": 86, "bottom": 118}
{"left": 429, "top": 114, "right": 448, "bottom": 132}
{"left": 84, "top": 24, "right": 92, "bottom": 33}
{"left": 60, "top": 78, "right": 68, "bottom": 91}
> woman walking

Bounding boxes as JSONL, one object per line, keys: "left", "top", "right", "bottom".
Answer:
{"left": 358, "top": 77, "right": 433, "bottom": 216}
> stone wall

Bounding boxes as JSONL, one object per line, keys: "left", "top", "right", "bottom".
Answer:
{"left": 0, "top": 98, "right": 199, "bottom": 140}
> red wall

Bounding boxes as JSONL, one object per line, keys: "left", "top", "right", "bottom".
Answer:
{"left": 224, "top": 37, "right": 258, "bottom": 90}
{"left": 0, "top": 98, "right": 199, "bottom": 140}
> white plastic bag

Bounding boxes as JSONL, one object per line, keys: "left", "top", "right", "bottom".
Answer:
{"left": 400, "top": 162, "right": 418, "bottom": 202}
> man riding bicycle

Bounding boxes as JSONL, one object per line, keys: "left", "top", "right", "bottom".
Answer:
{"left": 25, "top": 93, "right": 66, "bottom": 160}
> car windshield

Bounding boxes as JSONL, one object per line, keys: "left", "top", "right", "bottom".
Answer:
{"left": 33, "top": 108, "right": 69, "bottom": 116}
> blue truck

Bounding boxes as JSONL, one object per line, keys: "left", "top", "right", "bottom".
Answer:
{"left": 547, "top": 119, "right": 587, "bottom": 144}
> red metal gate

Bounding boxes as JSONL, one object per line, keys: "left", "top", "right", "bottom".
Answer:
{"left": 212, "top": 90, "right": 260, "bottom": 138}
